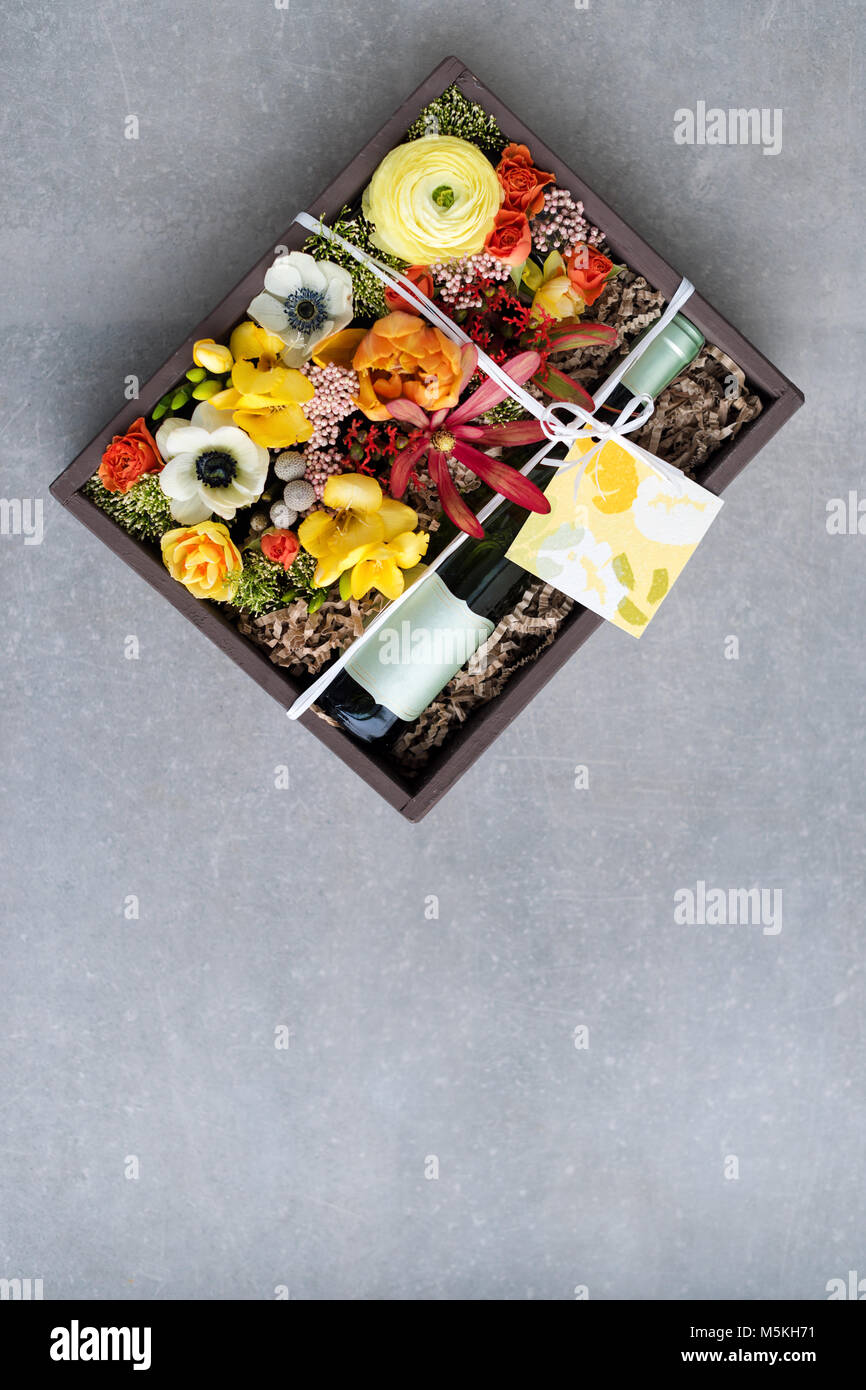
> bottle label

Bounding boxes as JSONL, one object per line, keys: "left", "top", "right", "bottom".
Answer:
{"left": 345, "top": 572, "right": 496, "bottom": 723}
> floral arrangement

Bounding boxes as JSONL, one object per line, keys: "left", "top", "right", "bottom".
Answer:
{"left": 85, "top": 85, "right": 626, "bottom": 621}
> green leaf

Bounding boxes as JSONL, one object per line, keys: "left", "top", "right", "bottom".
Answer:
{"left": 510, "top": 259, "right": 528, "bottom": 290}
{"left": 338, "top": 570, "right": 353, "bottom": 601}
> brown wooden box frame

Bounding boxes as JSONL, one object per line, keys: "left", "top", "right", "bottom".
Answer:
{"left": 51, "top": 56, "right": 804, "bottom": 821}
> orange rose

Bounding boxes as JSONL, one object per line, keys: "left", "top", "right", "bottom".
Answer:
{"left": 566, "top": 244, "right": 614, "bottom": 307}
{"left": 484, "top": 208, "right": 532, "bottom": 266}
{"left": 384, "top": 265, "right": 435, "bottom": 314}
{"left": 352, "top": 312, "right": 468, "bottom": 422}
{"left": 496, "top": 142, "right": 554, "bottom": 217}
{"left": 260, "top": 527, "right": 300, "bottom": 570}
{"left": 97, "top": 417, "right": 162, "bottom": 494}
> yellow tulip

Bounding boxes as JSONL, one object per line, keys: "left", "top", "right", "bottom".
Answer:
{"left": 524, "top": 251, "right": 585, "bottom": 322}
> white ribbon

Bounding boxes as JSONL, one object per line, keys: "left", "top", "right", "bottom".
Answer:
{"left": 286, "top": 212, "right": 695, "bottom": 719}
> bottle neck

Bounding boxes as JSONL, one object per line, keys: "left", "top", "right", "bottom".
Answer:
{"left": 593, "top": 380, "right": 648, "bottom": 424}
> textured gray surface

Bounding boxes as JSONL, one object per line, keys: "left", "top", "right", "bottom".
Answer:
{"left": 1, "top": 0, "right": 863, "bottom": 1301}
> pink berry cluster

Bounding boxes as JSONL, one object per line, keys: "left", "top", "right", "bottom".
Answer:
{"left": 303, "top": 446, "right": 345, "bottom": 499}
{"left": 299, "top": 362, "right": 359, "bottom": 497}
{"left": 429, "top": 252, "right": 511, "bottom": 310}
{"left": 531, "top": 187, "right": 603, "bottom": 255}
{"left": 300, "top": 362, "right": 358, "bottom": 448}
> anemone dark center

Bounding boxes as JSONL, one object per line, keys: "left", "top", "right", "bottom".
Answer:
{"left": 195, "top": 449, "right": 236, "bottom": 488}
{"left": 430, "top": 428, "right": 456, "bottom": 455}
{"left": 283, "top": 286, "right": 328, "bottom": 335}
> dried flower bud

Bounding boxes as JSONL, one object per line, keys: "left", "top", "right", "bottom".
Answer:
{"left": 282, "top": 479, "right": 316, "bottom": 512}
{"left": 273, "top": 451, "right": 307, "bottom": 482}
{"left": 270, "top": 500, "right": 297, "bottom": 528}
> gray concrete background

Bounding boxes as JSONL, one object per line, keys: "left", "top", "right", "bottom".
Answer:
{"left": 1, "top": 0, "right": 862, "bottom": 1300}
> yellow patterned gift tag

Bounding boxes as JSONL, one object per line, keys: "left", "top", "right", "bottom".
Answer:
{"left": 506, "top": 432, "right": 724, "bottom": 636}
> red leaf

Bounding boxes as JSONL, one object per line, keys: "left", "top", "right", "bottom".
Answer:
{"left": 532, "top": 364, "right": 596, "bottom": 411}
{"left": 546, "top": 321, "right": 618, "bottom": 349}
{"left": 471, "top": 419, "right": 548, "bottom": 447}
{"left": 447, "top": 350, "right": 542, "bottom": 426}
{"left": 390, "top": 434, "right": 430, "bottom": 497}
{"left": 428, "top": 452, "right": 485, "bottom": 538}
{"left": 452, "top": 441, "right": 551, "bottom": 515}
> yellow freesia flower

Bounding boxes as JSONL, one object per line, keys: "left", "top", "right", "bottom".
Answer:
{"left": 192, "top": 338, "right": 234, "bottom": 374}
{"left": 209, "top": 322, "right": 314, "bottom": 449}
{"left": 350, "top": 532, "right": 430, "bottom": 600}
{"left": 298, "top": 473, "right": 424, "bottom": 589}
{"left": 229, "top": 320, "right": 287, "bottom": 366}
{"left": 524, "top": 251, "right": 585, "bottom": 322}
{"left": 161, "top": 521, "right": 242, "bottom": 602}
{"left": 362, "top": 135, "right": 503, "bottom": 264}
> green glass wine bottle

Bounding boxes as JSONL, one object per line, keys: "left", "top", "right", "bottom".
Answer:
{"left": 318, "top": 314, "right": 704, "bottom": 745}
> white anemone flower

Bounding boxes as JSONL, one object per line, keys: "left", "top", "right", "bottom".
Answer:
{"left": 247, "top": 252, "right": 353, "bottom": 366}
{"left": 155, "top": 401, "right": 269, "bottom": 525}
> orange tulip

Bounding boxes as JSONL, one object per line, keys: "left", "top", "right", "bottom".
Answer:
{"left": 352, "top": 312, "right": 473, "bottom": 422}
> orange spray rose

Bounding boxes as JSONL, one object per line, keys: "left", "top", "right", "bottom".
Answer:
{"left": 98, "top": 417, "right": 162, "bottom": 494}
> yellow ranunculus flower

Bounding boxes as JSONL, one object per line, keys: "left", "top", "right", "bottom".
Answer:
{"left": 298, "top": 473, "right": 424, "bottom": 589}
{"left": 362, "top": 136, "right": 503, "bottom": 264}
{"left": 161, "top": 521, "right": 242, "bottom": 602}
{"left": 524, "top": 251, "right": 585, "bottom": 322}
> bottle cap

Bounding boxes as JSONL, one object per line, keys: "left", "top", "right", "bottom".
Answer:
{"left": 620, "top": 313, "right": 705, "bottom": 400}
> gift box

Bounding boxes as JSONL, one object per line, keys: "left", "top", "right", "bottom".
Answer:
{"left": 51, "top": 56, "right": 803, "bottom": 821}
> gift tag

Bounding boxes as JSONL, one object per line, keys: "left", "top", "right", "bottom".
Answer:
{"left": 506, "top": 433, "right": 723, "bottom": 636}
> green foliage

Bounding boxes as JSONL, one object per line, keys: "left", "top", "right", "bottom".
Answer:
{"left": 232, "top": 545, "right": 319, "bottom": 617}
{"left": 405, "top": 84, "right": 506, "bottom": 159}
{"left": 302, "top": 205, "right": 404, "bottom": 320}
{"left": 82, "top": 473, "right": 175, "bottom": 543}
{"left": 479, "top": 396, "right": 528, "bottom": 426}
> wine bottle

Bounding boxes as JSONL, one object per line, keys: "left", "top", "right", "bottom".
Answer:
{"left": 318, "top": 314, "right": 705, "bottom": 745}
